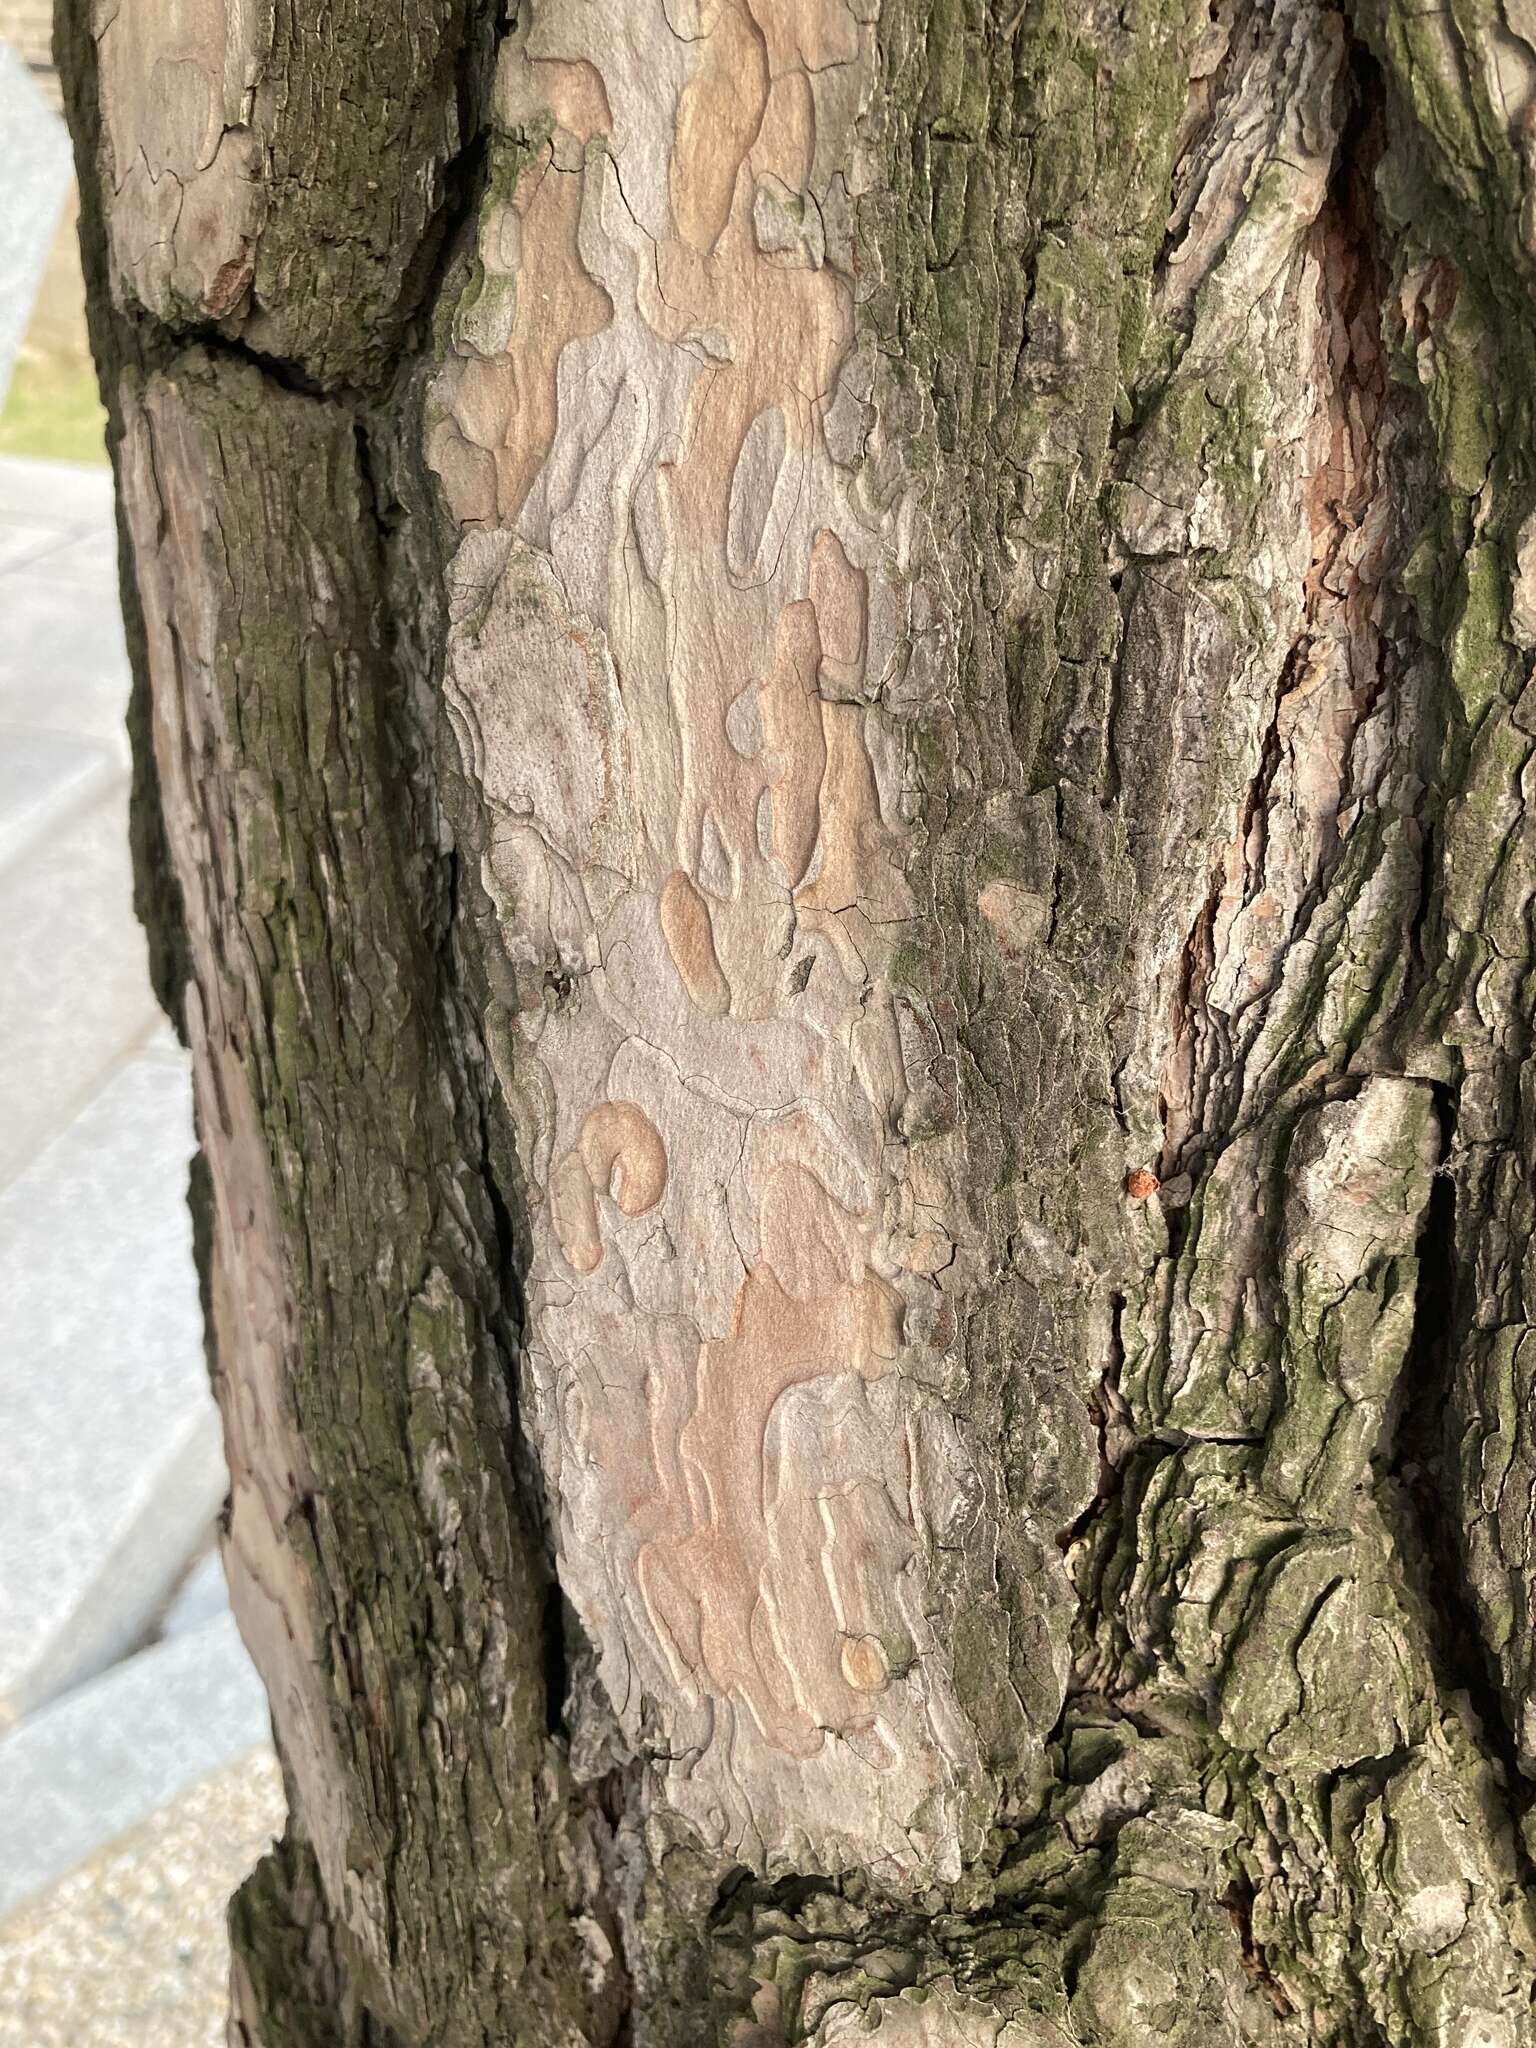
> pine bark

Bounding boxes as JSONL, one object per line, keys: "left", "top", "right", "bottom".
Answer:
{"left": 57, "top": 0, "right": 1536, "bottom": 2042}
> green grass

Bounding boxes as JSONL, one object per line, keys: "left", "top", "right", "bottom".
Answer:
{"left": 0, "top": 354, "right": 107, "bottom": 467}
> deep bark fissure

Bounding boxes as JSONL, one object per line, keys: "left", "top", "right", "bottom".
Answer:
{"left": 1054, "top": 1291, "right": 1131, "bottom": 1558}
{"left": 1220, "top": 1877, "right": 1296, "bottom": 2021}
{"left": 1162, "top": 34, "right": 1391, "bottom": 1171}
{"left": 1389, "top": 1081, "right": 1536, "bottom": 1869}
{"left": 442, "top": 823, "right": 590, "bottom": 1759}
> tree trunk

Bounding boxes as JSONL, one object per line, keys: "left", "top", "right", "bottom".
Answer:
{"left": 57, "top": 0, "right": 1536, "bottom": 2040}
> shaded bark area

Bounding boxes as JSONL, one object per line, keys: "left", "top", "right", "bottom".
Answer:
{"left": 58, "top": 0, "right": 1536, "bottom": 2044}
{"left": 117, "top": 361, "right": 621, "bottom": 2046}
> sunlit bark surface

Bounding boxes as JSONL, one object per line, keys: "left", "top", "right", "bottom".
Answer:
{"left": 61, "top": 0, "right": 1536, "bottom": 2042}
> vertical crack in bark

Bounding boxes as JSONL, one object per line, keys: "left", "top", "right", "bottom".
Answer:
{"left": 1054, "top": 1292, "right": 1131, "bottom": 1559}
{"left": 1387, "top": 1081, "right": 1536, "bottom": 1879}
{"left": 1156, "top": 33, "right": 1392, "bottom": 1171}
{"left": 1219, "top": 1877, "right": 1296, "bottom": 2021}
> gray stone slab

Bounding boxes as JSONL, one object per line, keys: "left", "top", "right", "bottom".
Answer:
{"left": 0, "top": 785, "right": 160, "bottom": 1184}
{"left": 20, "top": 519, "right": 122, "bottom": 586}
{"left": 0, "top": 1045, "right": 225, "bottom": 1723}
{"left": 160, "top": 1547, "right": 232, "bottom": 1641}
{"left": 0, "top": 52, "right": 71, "bottom": 406}
{"left": 0, "top": 1614, "right": 271, "bottom": 1919}
{"left": 0, "top": 513, "right": 75, "bottom": 575}
{"left": 0, "top": 458, "right": 117, "bottom": 584}
{"left": 0, "top": 455, "right": 113, "bottom": 530}
{"left": 0, "top": 1748, "right": 284, "bottom": 2043}
{"left": 0, "top": 567, "right": 132, "bottom": 746}
{"left": 0, "top": 726, "right": 117, "bottom": 870}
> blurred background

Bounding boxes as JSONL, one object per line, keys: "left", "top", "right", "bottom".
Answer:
{"left": 0, "top": 15, "right": 284, "bottom": 2043}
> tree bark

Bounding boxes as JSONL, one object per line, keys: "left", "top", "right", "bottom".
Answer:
{"left": 57, "top": 0, "right": 1536, "bottom": 2041}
